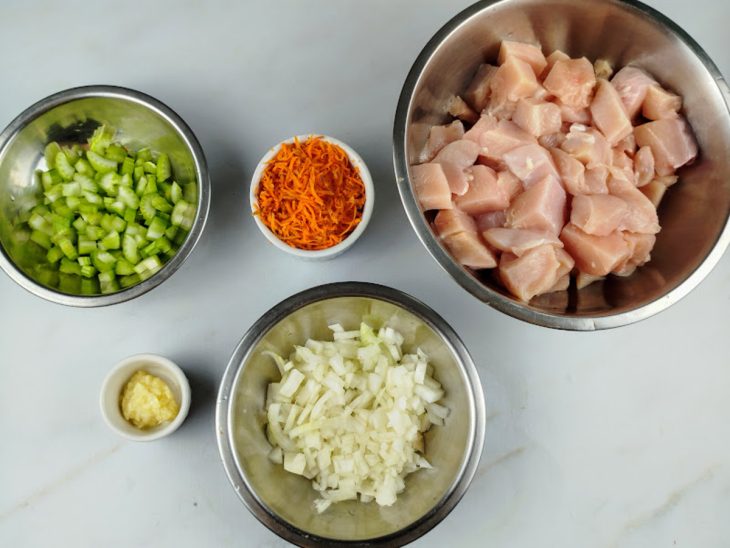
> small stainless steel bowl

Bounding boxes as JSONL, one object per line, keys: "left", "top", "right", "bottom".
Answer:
{"left": 394, "top": 0, "right": 730, "bottom": 330}
{"left": 216, "top": 282, "right": 485, "bottom": 546}
{"left": 0, "top": 85, "right": 210, "bottom": 306}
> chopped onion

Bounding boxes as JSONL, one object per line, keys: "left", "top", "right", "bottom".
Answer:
{"left": 264, "top": 323, "right": 448, "bottom": 512}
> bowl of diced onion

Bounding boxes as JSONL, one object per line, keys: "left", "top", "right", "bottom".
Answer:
{"left": 216, "top": 282, "right": 485, "bottom": 546}
{"left": 0, "top": 85, "right": 210, "bottom": 306}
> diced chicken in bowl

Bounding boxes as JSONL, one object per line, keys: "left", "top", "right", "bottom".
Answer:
{"left": 409, "top": 40, "right": 698, "bottom": 302}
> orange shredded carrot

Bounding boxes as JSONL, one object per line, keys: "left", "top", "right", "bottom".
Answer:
{"left": 254, "top": 136, "right": 366, "bottom": 251}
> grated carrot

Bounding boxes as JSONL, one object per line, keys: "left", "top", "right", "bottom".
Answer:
{"left": 254, "top": 136, "right": 366, "bottom": 251}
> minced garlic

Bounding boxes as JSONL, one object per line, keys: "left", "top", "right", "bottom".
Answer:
{"left": 120, "top": 370, "right": 179, "bottom": 429}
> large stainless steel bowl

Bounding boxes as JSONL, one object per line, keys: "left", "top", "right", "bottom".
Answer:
{"left": 394, "top": 0, "right": 730, "bottom": 330}
{"left": 216, "top": 282, "right": 486, "bottom": 546}
{"left": 0, "top": 85, "right": 210, "bottom": 306}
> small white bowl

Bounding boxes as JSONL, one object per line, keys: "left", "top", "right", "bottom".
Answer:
{"left": 249, "top": 134, "right": 375, "bottom": 260}
{"left": 99, "top": 353, "right": 191, "bottom": 441}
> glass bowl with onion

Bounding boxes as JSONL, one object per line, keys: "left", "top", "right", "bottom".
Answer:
{"left": 216, "top": 282, "right": 485, "bottom": 546}
{"left": 249, "top": 135, "right": 375, "bottom": 260}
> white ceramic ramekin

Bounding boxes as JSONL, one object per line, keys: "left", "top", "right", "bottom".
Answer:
{"left": 100, "top": 353, "right": 191, "bottom": 441}
{"left": 249, "top": 134, "right": 374, "bottom": 260}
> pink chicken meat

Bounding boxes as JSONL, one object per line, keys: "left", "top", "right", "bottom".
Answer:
{"left": 411, "top": 40, "right": 699, "bottom": 301}
{"left": 455, "top": 165, "right": 510, "bottom": 215}
{"left": 505, "top": 175, "right": 566, "bottom": 239}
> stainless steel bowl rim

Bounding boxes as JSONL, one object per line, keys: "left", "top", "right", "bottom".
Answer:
{"left": 215, "top": 281, "right": 486, "bottom": 547}
{"left": 393, "top": 0, "right": 730, "bottom": 331}
{"left": 0, "top": 85, "right": 211, "bottom": 307}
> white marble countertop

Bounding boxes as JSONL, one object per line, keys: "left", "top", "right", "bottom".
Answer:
{"left": 1, "top": 1, "right": 729, "bottom": 546}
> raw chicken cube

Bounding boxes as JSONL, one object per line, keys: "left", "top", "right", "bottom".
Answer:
{"left": 447, "top": 95, "right": 479, "bottom": 124}
{"left": 420, "top": 120, "right": 465, "bottom": 162}
{"left": 543, "top": 58, "right": 596, "bottom": 109}
{"left": 548, "top": 273, "right": 571, "bottom": 292}
{"left": 502, "top": 143, "right": 560, "bottom": 188}
{"left": 607, "top": 165, "right": 633, "bottom": 186}
{"left": 634, "top": 146, "right": 655, "bottom": 187}
{"left": 506, "top": 176, "right": 566, "bottom": 235}
{"left": 532, "top": 87, "right": 551, "bottom": 101}
{"left": 570, "top": 194, "right": 629, "bottom": 236}
{"left": 498, "top": 40, "right": 548, "bottom": 76}
{"left": 428, "top": 138, "right": 481, "bottom": 196}
{"left": 616, "top": 133, "right": 637, "bottom": 157}
{"left": 512, "top": 98, "right": 562, "bottom": 137}
{"left": 611, "top": 150, "right": 635, "bottom": 184}
{"left": 490, "top": 57, "right": 542, "bottom": 104}
{"left": 539, "top": 133, "right": 566, "bottom": 149}
{"left": 476, "top": 155, "right": 505, "bottom": 172}
{"left": 476, "top": 120, "right": 536, "bottom": 164}
{"left": 440, "top": 162, "right": 471, "bottom": 196}
{"left": 607, "top": 174, "right": 660, "bottom": 234}
{"left": 432, "top": 139, "right": 482, "bottom": 169}
{"left": 410, "top": 163, "right": 453, "bottom": 211}
{"left": 642, "top": 85, "right": 682, "bottom": 120}
{"left": 497, "top": 169, "right": 523, "bottom": 200}
{"left": 560, "top": 125, "right": 612, "bottom": 167}
{"left": 612, "top": 148, "right": 634, "bottom": 170}
{"left": 485, "top": 96, "right": 520, "bottom": 121}
{"left": 555, "top": 247, "right": 575, "bottom": 278}
{"left": 543, "top": 50, "right": 570, "bottom": 77}
{"left": 483, "top": 227, "right": 563, "bottom": 256}
{"left": 464, "top": 113, "right": 499, "bottom": 143}
{"left": 626, "top": 232, "right": 656, "bottom": 266}
{"left": 617, "top": 231, "right": 656, "bottom": 275}
{"left": 611, "top": 66, "right": 658, "bottom": 118}
{"left": 558, "top": 102, "right": 592, "bottom": 125}
{"left": 442, "top": 232, "right": 497, "bottom": 269}
{"left": 464, "top": 64, "right": 499, "bottom": 112}
{"left": 498, "top": 244, "right": 563, "bottom": 301}
{"left": 455, "top": 165, "right": 510, "bottom": 214}
{"left": 560, "top": 223, "right": 632, "bottom": 276}
{"left": 634, "top": 117, "right": 698, "bottom": 176}
{"left": 584, "top": 165, "right": 610, "bottom": 194}
{"left": 475, "top": 210, "right": 507, "bottom": 231}
{"left": 434, "top": 207, "right": 478, "bottom": 238}
{"left": 548, "top": 148, "right": 580, "bottom": 191}
{"left": 614, "top": 232, "right": 656, "bottom": 276}
{"left": 590, "top": 79, "right": 633, "bottom": 145}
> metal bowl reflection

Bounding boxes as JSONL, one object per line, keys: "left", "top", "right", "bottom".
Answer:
{"left": 0, "top": 85, "right": 210, "bottom": 306}
{"left": 216, "top": 282, "right": 485, "bottom": 546}
{"left": 393, "top": 0, "right": 730, "bottom": 330}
